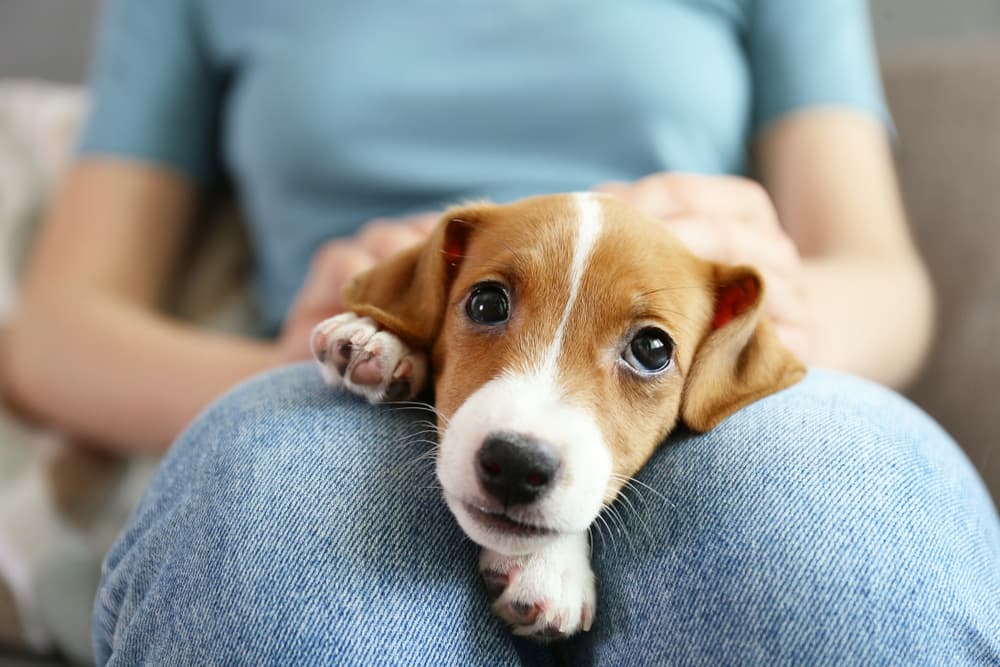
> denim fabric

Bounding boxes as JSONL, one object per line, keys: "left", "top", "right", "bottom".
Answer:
{"left": 93, "top": 365, "right": 1000, "bottom": 666}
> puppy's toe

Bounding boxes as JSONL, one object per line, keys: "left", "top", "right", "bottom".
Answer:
{"left": 480, "top": 538, "right": 596, "bottom": 640}
{"left": 507, "top": 600, "right": 544, "bottom": 626}
{"left": 311, "top": 313, "right": 376, "bottom": 386}
{"left": 311, "top": 314, "right": 427, "bottom": 402}
{"left": 348, "top": 354, "right": 384, "bottom": 387}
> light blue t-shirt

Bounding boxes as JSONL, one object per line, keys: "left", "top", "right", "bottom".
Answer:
{"left": 79, "top": 0, "right": 888, "bottom": 334}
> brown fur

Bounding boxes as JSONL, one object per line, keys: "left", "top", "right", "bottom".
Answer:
{"left": 345, "top": 194, "right": 806, "bottom": 501}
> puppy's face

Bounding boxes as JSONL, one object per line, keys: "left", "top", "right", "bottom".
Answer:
{"left": 346, "top": 194, "right": 804, "bottom": 556}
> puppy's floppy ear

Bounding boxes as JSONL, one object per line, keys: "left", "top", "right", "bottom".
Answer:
{"left": 681, "top": 265, "right": 806, "bottom": 432}
{"left": 342, "top": 214, "right": 476, "bottom": 348}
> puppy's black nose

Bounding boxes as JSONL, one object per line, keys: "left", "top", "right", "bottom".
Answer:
{"left": 476, "top": 432, "right": 560, "bottom": 506}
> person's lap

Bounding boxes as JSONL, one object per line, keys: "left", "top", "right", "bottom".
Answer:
{"left": 93, "top": 364, "right": 1000, "bottom": 666}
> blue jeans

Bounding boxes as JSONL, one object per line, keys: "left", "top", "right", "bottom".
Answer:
{"left": 93, "top": 365, "right": 1000, "bottom": 665}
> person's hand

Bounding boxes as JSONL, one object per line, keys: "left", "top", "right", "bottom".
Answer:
{"left": 593, "top": 173, "right": 814, "bottom": 361}
{"left": 277, "top": 211, "right": 439, "bottom": 362}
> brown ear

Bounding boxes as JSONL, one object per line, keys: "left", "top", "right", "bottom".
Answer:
{"left": 342, "top": 214, "right": 475, "bottom": 348}
{"left": 681, "top": 265, "right": 806, "bottom": 432}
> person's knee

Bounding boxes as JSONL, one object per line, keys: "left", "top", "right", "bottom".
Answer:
{"left": 94, "top": 363, "right": 520, "bottom": 664}
{"left": 660, "top": 369, "right": 988, "bottom": 515}
{"left": 166, "top": 362, "right": 435, "bottom": 486}
{"left": 583, "top": 369, "right": 1000, "bottom": 663}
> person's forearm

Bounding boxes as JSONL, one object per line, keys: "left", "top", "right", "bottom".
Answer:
{"left": 801, "top": 252, "right": 934, "bottom": 390}
{"left": 6, "top": 294, "right": 282, "bottom": 455}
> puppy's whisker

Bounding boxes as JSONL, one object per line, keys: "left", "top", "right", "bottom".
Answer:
{"left": 391, "top": 446, "right": 440, "bottom": 467}
{"left": 443, "top": 216, "right": 529, "bottom": 266}
{"left": 612, "top": 487, "right": 657, "bottom": 546}
{"left": 397, "top": 429, "right": 444, "bottom": 443}
{"left": 400, "top": 429, "right": 442, "bottom": 440}
{"left": 649, "top": 306, "right": 696, "bottom": 324}
{"left": 396, "top": 441, "right": 439, "bottom": 455}
{"left": 600, "top": 512, "right": 624, "bottom": 558}
{"left": 384, "top": 446, "right": 440, "bottom": 483}
{"left": 394, "top": 437, "right": 440, "bottom": 453}
{"left": 610, "top": 474, "right": 673, "bottom": 508}
{"left": 637, "top": 285, "right": 704, "bottom": 297}
{"left": 603, "top": 504, "right": 637, "bottom": 557}
{"left": 590, "top": 513, "right": 613, "bottom": 554}
{"left": 385, "top": 400, "right": 436, "bottom": 413}
{"left": 387, "top": 402, "right": 451, "bottom": 428}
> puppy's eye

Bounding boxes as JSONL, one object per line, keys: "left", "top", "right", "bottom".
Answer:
{"left": 622, "top": 327, "right": 674, "bottom": 374}
{"left": 466, "top": 282, "right": 510, "bottom": 325}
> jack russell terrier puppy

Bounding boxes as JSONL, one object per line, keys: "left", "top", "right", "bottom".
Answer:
{"left": 310, "top": 193, "right": 805, "bottom": 639}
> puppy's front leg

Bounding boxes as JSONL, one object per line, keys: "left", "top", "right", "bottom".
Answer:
{"left": 480, "top": 532, "right": 596, "bottom": 639}
{"left": 311, "top": 313, "right": 428, "bottom": 402}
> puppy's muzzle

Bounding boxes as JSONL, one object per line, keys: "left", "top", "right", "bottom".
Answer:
{"left": 476, "top": 432, "right": 561, "bottom": 506}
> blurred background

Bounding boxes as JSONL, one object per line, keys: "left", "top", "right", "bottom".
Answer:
{"left": 0, "top": 0, "right": 998, "bottom": 81}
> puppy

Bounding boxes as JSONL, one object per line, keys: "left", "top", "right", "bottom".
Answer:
{"left": 311, "top": 193, "right": 805, "bottom": 639}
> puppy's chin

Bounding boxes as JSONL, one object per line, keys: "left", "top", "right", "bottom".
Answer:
{"left": 435, "top": 374, "right": 614, "bottom": 555}
{"left": 444, "top": 493, "right": 565, "bottom": 556}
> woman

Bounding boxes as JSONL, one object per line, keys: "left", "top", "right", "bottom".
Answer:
{"left": 8, "top": 0, "right": 999, "bottom": 663}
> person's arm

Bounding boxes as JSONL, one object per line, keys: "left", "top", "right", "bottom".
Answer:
{"left": 5, "top": 160, "right": 436, "bottom": 455}
{"left": 756, "top": 109, "right": 933, "bottom": 388}
{"left": 5, "top": 160, "right": 282, "bottom": 454}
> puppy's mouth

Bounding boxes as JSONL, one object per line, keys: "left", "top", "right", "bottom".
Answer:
{"left": 464, "top": 503, "right": 558, "bottom": 537}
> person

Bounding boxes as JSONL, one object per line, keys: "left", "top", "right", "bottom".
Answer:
{"left": 6, "top": 0, "right": 999, "bottom": 664}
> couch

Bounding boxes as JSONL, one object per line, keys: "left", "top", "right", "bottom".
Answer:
{"left": 883, "top": 44, "right": 1000, "bottom": 501}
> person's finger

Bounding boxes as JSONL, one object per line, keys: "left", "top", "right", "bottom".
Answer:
{"left": 665, "top": 215, "right": 798, "bottom": 270}
{"left": 757, "top": 265, "right": 808, "bottom": 329}
{"left": 297, "top": 242, "right": 376, "bottom": 313}
{"left": 595, "top": 175, "right": 680, "bottom": 221}
{"left": 648, "top": 173, "right": 780, "bottom": 229}
{"left": 356, "top": 220, "right": 426, "bottom": 260}
{"left": 590, "top": 181, "right": 630, "bottom": 196}
{"left": 601, "top": 172, "right": 781, "bottom": 233}
{"left": 663, "top": 216, "right": 807, "bottom": 328}
{"left": 406, "top": 211, "right": 441, "bottom": 235}
{"left": 773, "top": 323, "right": 813, "bottom": 364}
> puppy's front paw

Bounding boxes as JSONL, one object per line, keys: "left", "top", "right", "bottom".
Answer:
{"left": 311, "top": 313, "right": 427, "bottom": 402}
{"left": 480, "top": 533, "right": 595, "bottom": 640}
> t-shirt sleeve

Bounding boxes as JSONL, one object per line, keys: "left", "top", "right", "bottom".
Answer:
{"left": 77, "top": 0, "right": 219, "bottom": 183}
{"left": 747, "top": 0, "right": 891, "bottom": 134}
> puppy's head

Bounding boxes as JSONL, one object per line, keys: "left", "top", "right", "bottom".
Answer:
{"left": 346, "top": 194, "right": 805, "bottom": 555}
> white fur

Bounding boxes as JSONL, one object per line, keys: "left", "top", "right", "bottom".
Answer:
{"left": 438, "top": 372, "right": 612, "bottom": 555}
{"left": 311, "top": 313, "right": 427, "bottom": 402}
{"left": 538, "top": 193, "right": 604, "bottom": 374}
{"left": 480, "top": 532, "right": 595, "bottom": 637}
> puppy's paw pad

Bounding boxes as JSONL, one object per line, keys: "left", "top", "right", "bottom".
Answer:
{"left": 310, "top": 314, "right": 427, "bottom": 402}
{"left": 311, "top": 313, "right": 377, "bottom": 385}
{"left": 509, "top": 600, "right": 544, "bottom": 625}
{"left": 481, "top": 542, "right": 596, "bottom": 640}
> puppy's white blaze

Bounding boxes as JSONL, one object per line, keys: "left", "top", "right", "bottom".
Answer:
{"left": 438, "top": 372, "right": 613, "bottom": 555}
{"left": 437, "top": 194, "right": 611, "bottom": 556}
{"left": 538, "top": 193, "right": 604, "bottom": 375}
